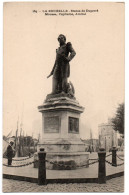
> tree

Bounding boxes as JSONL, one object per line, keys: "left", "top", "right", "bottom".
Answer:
{"left": 111, "top": 103, "right": 124, "bottom": 136}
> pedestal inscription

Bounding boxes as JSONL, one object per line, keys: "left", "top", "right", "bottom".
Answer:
{"left": 69, "top": 117, "right": 79, "bottom": 134}
{"left": 44, "top": 116, "right": 60, "bottom": 133}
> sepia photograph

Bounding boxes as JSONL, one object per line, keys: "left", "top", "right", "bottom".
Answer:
{"left": 2, "top": 1, "right": 125, "bottom": 192}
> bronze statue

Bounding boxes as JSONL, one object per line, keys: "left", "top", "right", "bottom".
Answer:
{"left": 47, "top": 34, "right": 76, "bottom": 94}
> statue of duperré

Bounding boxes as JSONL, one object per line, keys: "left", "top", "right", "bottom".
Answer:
{"left": 47, "top": 34, "right": 76, "bottom": 96}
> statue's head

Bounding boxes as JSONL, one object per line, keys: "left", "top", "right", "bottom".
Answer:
{"left": 57, "top": 34, "right": 66, "bottom": 44}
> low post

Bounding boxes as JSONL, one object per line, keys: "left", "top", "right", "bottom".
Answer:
{"left": 98, "top": 148, "right": 106, "bottom": 184}
{"left": 38, "top": 148, "right": 46, "bottom": 185}
{"left": 112, "top": 147, "right": 117, "bottom": 166}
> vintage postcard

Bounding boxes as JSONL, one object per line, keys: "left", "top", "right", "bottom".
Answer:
{"left": 3, "top": 1, "right": 124, "bottom": 192}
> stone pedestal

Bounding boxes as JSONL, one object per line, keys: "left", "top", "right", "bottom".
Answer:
{"left": 37, "top": 93, "right": 89, "bottom": 169}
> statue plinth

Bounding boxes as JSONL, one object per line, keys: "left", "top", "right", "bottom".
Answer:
{"left": 36, "top": 94, "right": 89, "bottom": 170}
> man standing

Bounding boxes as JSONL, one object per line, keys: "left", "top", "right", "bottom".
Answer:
{"left": 47, "top": 34, "right": 76, "bottom": 94}
{"left": 6, "top": 141, "right": 14, "bottom": 165}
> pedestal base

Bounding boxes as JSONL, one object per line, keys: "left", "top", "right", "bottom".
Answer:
{"left": 34, "top": 139, "right": 89, "bottom": 170}
{"left": 47, "top": 152, "right": 89, "bottom": 170}
{"left": 34, "top": 151, "right": 89, "bottom": 170}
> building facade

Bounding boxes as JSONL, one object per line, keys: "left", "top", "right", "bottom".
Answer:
{"left": 98, "top": 119, "right": 118, "bottom": 152}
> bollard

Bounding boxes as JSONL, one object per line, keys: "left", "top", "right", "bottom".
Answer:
{"left": 38, "top": 148, "right": 46, "bottom": 185}
{"left": 112, "top": 147, "right": 117, "bottom": 166}
{"left": 98, "top": 148, "right": 106, "bottom": 184}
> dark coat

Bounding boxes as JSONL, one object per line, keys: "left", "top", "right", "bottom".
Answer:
{"left": 51, "top": 42, "right": 76, "bottom": 79}
{"left": 6, "top": 145, "right": 14, "bottom": 159}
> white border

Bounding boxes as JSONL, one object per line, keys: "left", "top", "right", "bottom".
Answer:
{"left": 0, "top": 0, "right": 128, "bottom": 195}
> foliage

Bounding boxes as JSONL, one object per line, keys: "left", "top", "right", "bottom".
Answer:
{"left": 111, "top": 103, "right": 124, "bottom": 136}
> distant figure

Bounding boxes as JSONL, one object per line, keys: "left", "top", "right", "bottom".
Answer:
{"left": 47, "top": 34, "right": 76, "bottom": 94}
{"left": 6, "top": 141, "right": 15, "bottom": 165}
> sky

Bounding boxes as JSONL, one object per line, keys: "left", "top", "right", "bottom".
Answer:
{"left": 3, "top": 2, "right": 124, "bottom": 139}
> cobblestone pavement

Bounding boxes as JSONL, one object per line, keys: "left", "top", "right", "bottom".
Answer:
{"left": 3, "top": 176, "right": 124, "bottom": 192}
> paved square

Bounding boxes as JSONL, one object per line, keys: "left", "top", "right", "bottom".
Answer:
{"left": 3, "top": 176, "right": 124, "bottom": 192}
